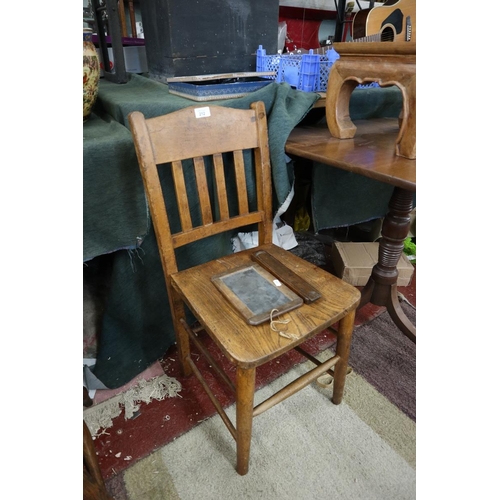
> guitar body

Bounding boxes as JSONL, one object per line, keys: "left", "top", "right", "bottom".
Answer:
{"left": 352, "top": 0, "right": 416, "bottom": 43}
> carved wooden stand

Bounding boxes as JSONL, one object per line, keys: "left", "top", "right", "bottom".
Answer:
{"left": 326, "top": 42, "right": 416, "bottom": 159}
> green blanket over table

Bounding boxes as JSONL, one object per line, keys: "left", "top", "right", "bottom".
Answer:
{"left": 83, "top": 112, "right": 148, "bottom": 262}
{"left": 86, "top": 75, "right": 406, "bottom": 388}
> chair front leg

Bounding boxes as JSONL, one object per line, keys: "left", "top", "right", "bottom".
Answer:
{"left": 235, "top": 366, "right": 256, "bottom": 475}
{"left": 333, "top": 309, "right": 356, "bottom": 405}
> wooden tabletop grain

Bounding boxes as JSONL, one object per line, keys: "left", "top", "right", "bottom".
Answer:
{"left": 285, "top": 118, "right": 416, "bottom": 191}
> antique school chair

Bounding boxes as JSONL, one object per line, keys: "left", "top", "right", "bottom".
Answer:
{"left": 128, "top": 101, "right": 360, "bottom": 475}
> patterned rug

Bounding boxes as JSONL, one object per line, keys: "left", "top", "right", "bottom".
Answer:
{"left": 99, "top": 302, "right": 416, "bottom": 499}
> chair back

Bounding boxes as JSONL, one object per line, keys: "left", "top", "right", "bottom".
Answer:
{"left": 128, "top": 101, "right": 274, "bottom": 276}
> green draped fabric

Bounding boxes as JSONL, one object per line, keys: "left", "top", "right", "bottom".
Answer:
{"left": 83, "top": 112, "right": 148, "bottom": 262}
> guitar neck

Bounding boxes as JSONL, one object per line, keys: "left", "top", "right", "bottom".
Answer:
{"left": 352, "top": 0, "right": 416, "bottom": 43}
{"left": 352, "top": 33, "right": 383, "bottom": 43}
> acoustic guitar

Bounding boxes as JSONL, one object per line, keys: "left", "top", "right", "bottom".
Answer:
{"left": 352, "top": 0, "right": 416, "bottom": 43}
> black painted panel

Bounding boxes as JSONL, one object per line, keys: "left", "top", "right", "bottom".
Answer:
{"left": 141, "top": 0, "right": 279, "bottom": 80}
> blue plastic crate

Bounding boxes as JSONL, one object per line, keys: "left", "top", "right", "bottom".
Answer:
{"left": 256, "top": 46, "right": 379, "bottom": 92}
{"left": 256, "top": 46, "right": 338, "bottom": 92}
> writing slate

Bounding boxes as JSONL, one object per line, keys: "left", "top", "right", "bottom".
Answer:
{"left": 211, "top": 263, "right": 303, "bottom": 325}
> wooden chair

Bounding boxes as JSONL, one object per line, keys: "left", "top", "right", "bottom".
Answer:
{"left": 128, "top": 101, "right": 360, "bottom": 475}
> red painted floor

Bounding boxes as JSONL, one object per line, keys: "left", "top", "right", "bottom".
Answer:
{"left": 91, "top": 269, "right": 416, "bottom": 480}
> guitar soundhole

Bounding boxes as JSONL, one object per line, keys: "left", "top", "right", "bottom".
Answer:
{"left": 380, "top": 27, "right": 395, "bottom": 42}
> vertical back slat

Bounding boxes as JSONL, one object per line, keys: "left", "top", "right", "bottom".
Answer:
{"left": 193, "top": 156, "right": 213, "bottom": 225}
{"left": 171, "top": 160, "right": 193, "bottom": 231}
{"left": 252, "top": 101, "right": 274, "bottom": 246}
{"left": 213, "top": 153, "right": 230, "bottom": 220}
{"left": 233, "top": 150, "right": 249, "bottom": 215}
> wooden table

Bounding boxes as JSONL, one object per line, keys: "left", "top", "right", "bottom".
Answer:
{"left": 286, "top": 117, "right": 416, "bottom": 342}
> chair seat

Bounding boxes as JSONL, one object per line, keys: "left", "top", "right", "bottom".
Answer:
{"left": 172, "top": 243, "right": 360, "bottom": 368}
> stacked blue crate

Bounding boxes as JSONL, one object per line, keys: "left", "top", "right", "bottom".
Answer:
{"left": 256, "top": 45, "right": 378, "bottom": 92}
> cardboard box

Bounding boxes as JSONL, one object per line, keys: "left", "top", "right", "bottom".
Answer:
{"left": 331, "top": 242, "right": 414, "bottom": 287}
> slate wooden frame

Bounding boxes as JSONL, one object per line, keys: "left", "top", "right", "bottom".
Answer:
{"left": 211, "top": 263, "right": 303, "bottom": 325}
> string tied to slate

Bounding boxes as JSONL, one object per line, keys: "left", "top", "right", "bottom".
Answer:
{"left": 270, "top": 308, "right": 298, "bottom": 340}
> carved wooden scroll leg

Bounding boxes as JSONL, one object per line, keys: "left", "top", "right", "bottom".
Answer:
{"left": 325, "top": 67, "right": 359, "bottom": 140}
{"left": 386, "top": 284, "right": 416, "bottom": 342}
{"left": 395, "top": 73, "right": 416, "bottom": 160}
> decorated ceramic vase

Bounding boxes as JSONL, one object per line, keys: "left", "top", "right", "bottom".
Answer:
{"left": 83, "top": 28, "right": 100, "bottom": 122}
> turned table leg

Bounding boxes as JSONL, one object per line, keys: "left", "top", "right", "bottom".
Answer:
{"left": 359, "top": 186, "right": 416, "bottom": 342}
